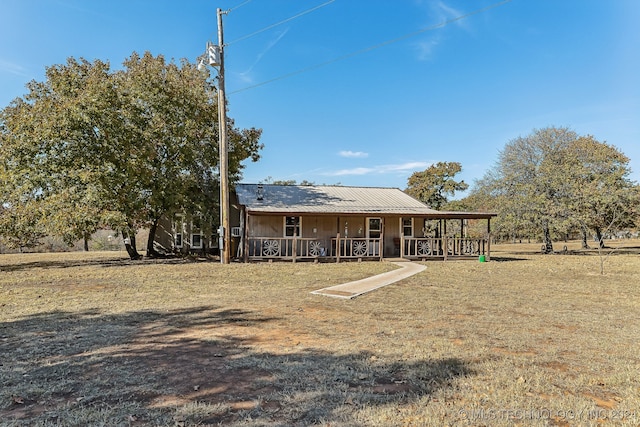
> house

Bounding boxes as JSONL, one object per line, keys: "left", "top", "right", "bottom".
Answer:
{"left": 155, "top": 184, "right": 496, "bottom": 262}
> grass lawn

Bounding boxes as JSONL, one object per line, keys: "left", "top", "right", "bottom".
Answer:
{"left": 1, "top": 240, "right": 639, "bottom": 426}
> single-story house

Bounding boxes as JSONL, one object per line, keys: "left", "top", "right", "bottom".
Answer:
{"left": 155, "top": 184, "right": 496, "bottom": 262}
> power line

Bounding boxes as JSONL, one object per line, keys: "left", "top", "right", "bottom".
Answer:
{"left": 230, "top": 0, "right": 513, "bottom": 94}
{"left": 226, "top": 0, "right": 336, "bottom": 46}
{"left": 228, "top": 0, "right": 253, "bottom": 13}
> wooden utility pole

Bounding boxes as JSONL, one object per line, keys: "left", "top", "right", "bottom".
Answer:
{"left": 217, "top": 8, "right": 231, "bottom": 264}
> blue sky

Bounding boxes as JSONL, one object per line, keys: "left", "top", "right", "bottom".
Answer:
{"left": 1, "top": 0, "right": 639, "bottom": 194}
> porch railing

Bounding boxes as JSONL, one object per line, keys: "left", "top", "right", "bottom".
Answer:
{"left": 247, "top": 237, "right": 331, "bottom": 260}
{"left": 332, "top": 237, "right": 382, "bottom": 260}
{"left": 246, "top": 236, "right": 381, "bottom": 260}
{"left": 402, "top": 236, "right": 488, "bottom": 259}
{"left": 245, "top": 236, "right": 488, "bottom": 261}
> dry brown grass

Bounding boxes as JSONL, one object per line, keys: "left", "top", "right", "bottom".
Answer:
{"left": 1, "top": 240, "right": 639, "bottom": 426}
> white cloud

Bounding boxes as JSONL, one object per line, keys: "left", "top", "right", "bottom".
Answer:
{"left": 338, "top": 150, "right": 369, "bottom": 158}
{"left": 414, "top": 37, "right": 440, "bottom": 61}
{"left": 382, "top": 161, "right": 431, "bottom": 172}
{"left": 433, "top": 1, "right": 468, "bottom": 29}
{"left": 415, "top": 38, "right": 440, "bottom": 61}
{"left": 324, "top": 161, "right": 431, "bottom": 177}
{"left": 0, "top": 59, "right": 29, "bottom": 77}
{"left": 328, "top": 167, "right": 375, "bottom": 176}
{"left": 238, "top": 28, "right": 290, "bottom": 83}
{"left": 412, "top": 1, "right": 470, "bottom": 61}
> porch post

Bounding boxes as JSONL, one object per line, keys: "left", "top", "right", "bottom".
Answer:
{"left": 336, "top": 232, "right": 341, "bottom": 263}
{"left": 444, "top": 220, "right": 448, "bottom": 259}
{"left": 292, "top": 231, "right": 297, "bottom": 263}
{"left": 443, "top": 235, "right": 448, "bottom": 261}
{"left": 486, "top": 217, "right": 491, "bottom": 261}
{"left": 243, "top": 212, "right": 249, "bottom": 263}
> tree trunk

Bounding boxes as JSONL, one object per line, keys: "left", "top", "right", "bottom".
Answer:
{"left": 83, "top": 233, "right": 90, "bottom": 252}
{"left": 542, "top": 222, "right": 553, "bottom": 254}
{"left": 122, "top": 230, "right": 141, "bottom": 260}
{"left": 146, "top": 218, "right": 160, "bottom": 258}
{"left": 594, "top": 227, "right": 605, "bottom": 249}
{"left": 581, "top": 228, "right": 590, "bottom": 249}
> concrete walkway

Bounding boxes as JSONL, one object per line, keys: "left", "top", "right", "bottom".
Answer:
{"left": 311, "top": 261, "right": 426, "bottom": 299}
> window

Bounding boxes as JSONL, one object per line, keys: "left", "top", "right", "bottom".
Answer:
{"left": 174, "top": 214, "right": 184, "bottom": 248}
{"left": 402, "top": 218, "right": 413, "bottom": 237}
{"left": 285, "top": 216, "right": 301, "bottom": 237}
{"left": 367, "top": 218, "right": 382, "bottom": 239}
{"left": 191, "top": 217, "right": 203, "bottom": 249}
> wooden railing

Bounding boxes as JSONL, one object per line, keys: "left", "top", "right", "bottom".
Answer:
{"left": 245, "top": 236, "right": 488, "bottom": 261}
{"left": 332, "top": 237, "right": 382, "bottom": 260}
{"left": 402, "top": 236, "right": 488, "bottom": 259}
{"left": 246, "top": 236, "right": 382, "bottom": 261}
{"left": 247, "top": 237, "right": 330, "bottom": 260}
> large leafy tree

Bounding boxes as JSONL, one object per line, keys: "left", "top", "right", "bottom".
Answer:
{"left": 560, "top": 135, "right": 638, "bottom": 248}
{"left": 471, "top": 127, "right": 637, "bottom": 252}
{"left": 0, "top": 52, "right": 262, "bottom": 258}
{"left": 405, "top": 161, "right": 469, "bottom": 210}
{"left": 0, "top": 59, "right": 119, "bottom": 252}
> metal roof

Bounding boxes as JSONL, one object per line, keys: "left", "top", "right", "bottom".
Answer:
{"left": 234, "top": 184, "right": 496, "bottom": 218}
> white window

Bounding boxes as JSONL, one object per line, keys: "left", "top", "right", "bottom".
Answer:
{"left": 173, "top": 214, "right": 184, "bottom": 248}
{"left": 284, "top": 216, "right": 301, "bottom": 237}
{"left": 402, "top": 218, "right": 413, "bottom": 237}
{"left": 191, "top": 217, "right": 203, "bottom": 249}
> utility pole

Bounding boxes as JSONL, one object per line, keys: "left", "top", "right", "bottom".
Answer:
{"left": 217, "top": 8, "right": 231, "bottom": 264}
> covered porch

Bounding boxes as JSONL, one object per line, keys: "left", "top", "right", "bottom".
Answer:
{"left": 240, "top": 213, "right": 495, "bottom": 262}
{"left": 232, "top": 184, "right": 496, "bottom": 263}
{"left": 243, "top": 234, "right": 490, "bottom": 262}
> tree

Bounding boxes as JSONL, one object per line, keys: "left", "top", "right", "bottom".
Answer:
{"left": 471, "top": 127, "right": 637, "bottom": 252}
{"left": 0, "top": 201, "right": 46, "bottom": 252}
{"left": 560, "top": 135, "right": 637, "bottom": 248}
{"left": 0, "top": 52, "right": 263, "bottom": 258}
{"left": 1, "top": 57, "right": 140, "bottom": 255}
{"left": 478, "top": 127, "right": 579, "bottom": 252}
{"left": 405, "top": 162, "right": 469, "bottom": 210}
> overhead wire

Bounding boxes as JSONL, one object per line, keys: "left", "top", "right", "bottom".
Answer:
{"left": 226, "top": 0, "right": 336, "bottom": 46}
{"left": 229, "top": 0, "right": 513, "bottom": 94}
{"left": 228, "top": 0, "right": 253, "bottom": 13}
{"left": 205, "top": 0, "right": 253, "bottom": 42}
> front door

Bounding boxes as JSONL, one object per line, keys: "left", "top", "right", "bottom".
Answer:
{"left": 366, "top": 217, "right": 382, "bottom": 256}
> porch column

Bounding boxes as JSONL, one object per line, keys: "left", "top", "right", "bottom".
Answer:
{"left": 379, "top": 223, "right": 384, "bottom": 261}
{"left": 486, "top": 217, "right": 492, "bottom": 261}
{"left": 243, "top": 211, "right": 249, "bottom": 263}
{"left": 292, "top": 232, "right": 297, "bottom": 263}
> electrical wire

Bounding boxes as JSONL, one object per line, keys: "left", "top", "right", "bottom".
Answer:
{"left": 230, "top": 0, "right": 513, "bottom": 94}
{"left": 226, "top": 0, "right": 336, "bottom": 46}
{"left": 228, "top": 0, "right": 253, "bottom": 13}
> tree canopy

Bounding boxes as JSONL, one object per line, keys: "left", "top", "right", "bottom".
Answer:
{"left": 0, "top": 52, "right": 262, "bottom": 257}
{"left": 405, "top": 161, "right": 469, "bottom": 210}
{"left": 469, "top": 127, "right": 638, "bottom": 251}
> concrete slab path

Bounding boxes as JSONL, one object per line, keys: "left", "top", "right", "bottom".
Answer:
{"left": 311, "top": 261, "right": 426, "bottom": 299}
